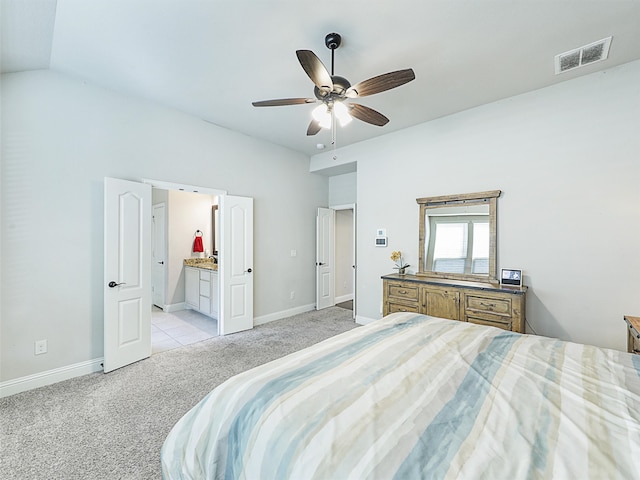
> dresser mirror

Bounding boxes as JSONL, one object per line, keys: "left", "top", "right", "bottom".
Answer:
{"left": 417, "top": 190, "right": 500, "bottom": 283}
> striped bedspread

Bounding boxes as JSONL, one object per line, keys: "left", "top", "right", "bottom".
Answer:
{"left": 161, "top": 312, "right": 640, "bottom": 479}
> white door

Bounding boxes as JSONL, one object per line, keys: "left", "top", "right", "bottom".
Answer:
{"left": 316, "top": 207, "right": 335, "bottom": 310}
{"left": 219, "top": 195, "right": 253, "bottom": 335}
{"left": 104, "top": 177, "right": 152, "bottom": 373}
{"left": 151, "top": 203, "right": 166, "bottom": 309}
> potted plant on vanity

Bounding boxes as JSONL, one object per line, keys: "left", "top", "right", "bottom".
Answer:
{"left": 390, "top": 251, "right": 410, "bottom": 275}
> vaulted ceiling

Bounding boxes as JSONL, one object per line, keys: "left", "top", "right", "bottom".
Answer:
{"left": 3, "top": 0, "right": 640, "bottom": 156}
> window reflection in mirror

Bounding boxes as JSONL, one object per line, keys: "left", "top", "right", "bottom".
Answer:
{"left": 425, "top": 205, "right": 489, "bottom": 275}
{"left": 417, "top": 191, "right": 500, "bottom": 284}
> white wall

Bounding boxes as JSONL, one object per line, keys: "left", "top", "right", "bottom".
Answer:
{"left": 315, "top": 60, "right": 640, "bottom": 351}
{"left": 0, "top": 70, "right": 327, "bottom": 383}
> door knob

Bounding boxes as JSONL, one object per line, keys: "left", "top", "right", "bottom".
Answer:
{"left": 158, "top": 261, "right": 164, "bottom": 265}
{"left": 245, "top": 268, "right": 253, "bottom": 273}
{"left": 108, "top": 281, "right": 126, "bottom": 288}
{"left": 317, "top": 262, "right": 325, "bottom": 266}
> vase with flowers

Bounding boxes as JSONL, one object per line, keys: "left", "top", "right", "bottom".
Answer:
{"left": 390, "top": 251, "right": 410, "bottom": 275}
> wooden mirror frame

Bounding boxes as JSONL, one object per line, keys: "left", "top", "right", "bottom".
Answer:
{"left": 417, "top": 190, "right": 501, "bottom": 284}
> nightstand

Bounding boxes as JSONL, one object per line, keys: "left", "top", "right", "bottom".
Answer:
{"left": 624, "top": 315, "right": 640, "bottom": 354}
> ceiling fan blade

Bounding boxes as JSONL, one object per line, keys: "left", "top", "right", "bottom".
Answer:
{"left": 306, "top": 119, "right": 322, "bottom": 136}
{"left": 296, "top": 50, "right": 333, "bottom": 95}
{"left": 252, "top": 98, "right": 316, "bottom": 107}
{"left": 349, "top": 104, "right": 389, "bottom": 126}
{"left": 346, "top": 68, "right": 415, "bottom": 98}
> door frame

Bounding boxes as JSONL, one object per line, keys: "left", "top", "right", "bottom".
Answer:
{"left": 143, "top": 179, "right": 228, "bottom": 331}
{"left": 151, "top": 202, "right": 167, "bottom": 310}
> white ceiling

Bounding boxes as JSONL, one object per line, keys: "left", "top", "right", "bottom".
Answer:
{"left": 3, "top": 0, "right": 640, "bottom": 157}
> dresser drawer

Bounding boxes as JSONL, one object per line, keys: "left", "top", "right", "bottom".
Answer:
{"left": 466, "top": 314, "right": 511, "bottom": 331}
{"left": 388, "top": 284, "right": 419, "bottom": 301}
{"left": 387, "top": 302, "right": 420, "bottom": 314}
{"left": 465, "top": 295, "right": 511, "bottom": 316}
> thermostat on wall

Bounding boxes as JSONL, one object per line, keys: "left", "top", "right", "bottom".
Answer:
{"left": 501, "top": 268, "right": 522, "bottom": 287}
{"left": 375, "top": 236, "right": 388, "bottom": 247}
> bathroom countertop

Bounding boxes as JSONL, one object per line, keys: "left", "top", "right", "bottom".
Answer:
{"left": 184, "top": 258, "right": 218, "bottom": 271}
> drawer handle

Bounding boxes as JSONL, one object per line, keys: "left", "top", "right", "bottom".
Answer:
{"left": 399, "top": 290, "right": 407, "bottom": 294}
{"left": 479, "top": 302, "right": 495, "bottom": 308}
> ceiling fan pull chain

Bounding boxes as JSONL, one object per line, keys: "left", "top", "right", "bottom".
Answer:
{"left": 331, "top": 108, "right": 338, "bottom": 160}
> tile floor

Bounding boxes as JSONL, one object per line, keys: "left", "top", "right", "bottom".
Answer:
{"left": 152, "top": 306, "right": 218, "bottom": 354}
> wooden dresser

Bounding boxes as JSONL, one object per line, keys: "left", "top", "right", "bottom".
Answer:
{"left": 382, "top": 274, "right": 527, "bottom": 333}
{"left": 624, "top": 315, "right": 640, "bottom": 354}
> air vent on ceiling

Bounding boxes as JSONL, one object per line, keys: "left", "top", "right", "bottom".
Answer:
{"left": 554, "top": 37, "right": 612, "bottom": 74}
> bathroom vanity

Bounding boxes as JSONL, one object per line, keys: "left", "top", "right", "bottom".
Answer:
{"left": 184, "top": 259, "right": 219, "bottom": 319}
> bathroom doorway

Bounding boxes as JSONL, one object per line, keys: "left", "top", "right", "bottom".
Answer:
{"left": 104, "top": 178, "right": 254, "bottom": 371}
{"left": 151, "top": 186, "right": 219, "bottom": 354}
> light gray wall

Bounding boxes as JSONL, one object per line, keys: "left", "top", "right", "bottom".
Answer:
{"left": 1, "top": 70, "right": 327, "bottom": 382}
{"left": 314, "top": 60, "right": 640, "bottom": 351}
{"left": 329, "top": 172, "right": 356, "bottom": 206}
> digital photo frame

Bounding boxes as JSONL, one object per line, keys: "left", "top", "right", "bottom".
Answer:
{"left": 501, "top": 268, "right": 522, "bottom": 287}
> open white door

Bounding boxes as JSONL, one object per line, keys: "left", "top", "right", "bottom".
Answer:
{"left": 104, "top": 178, "right": 152, "bottom": 373}
{"left": 316, "top": 207, "right": 335, "bottom": 310}
{"left": 219, "top": 195, "right": 253, "bottom": 335}
{"left": 151, "top": 203, "right": 166, "bottom": 309}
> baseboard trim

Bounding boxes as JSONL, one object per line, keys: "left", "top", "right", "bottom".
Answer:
{"left": 0, "top": 358, "right": 104, "bottom": 398}
{"left": 2, "top": 304, "right": 358, "bottom": 397}
{"left": 335, "top": 294, "right": 354, "bottom": 304}
{"left": 355, "top": 314, "right": 377, "bottom": 326}
{"left": 254, "top": 303, "right": 316, "bottom": 326}
{"left": 164, "top": 302, "right": 186, "bottom": 313}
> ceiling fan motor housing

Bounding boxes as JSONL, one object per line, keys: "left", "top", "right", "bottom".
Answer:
{"left": 325, "top": 33, "right": 342, "bottom": 50}
{"left": 314, "top": 75, "right": 351, "bottom": 100}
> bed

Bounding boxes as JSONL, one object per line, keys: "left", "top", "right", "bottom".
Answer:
{"left": 161, "top": 312, "right": 640, "bottom": 479}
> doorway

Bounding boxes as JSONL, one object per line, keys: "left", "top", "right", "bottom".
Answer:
{"left": 333, "top": 205, "right": 355, "bottom": 317}
{"left": 151, "top": 187, "right": 219, "bottom": 353}
{"left": 104, "top": 177, "right": 254, "bottom": 372}
{"left": 315, "top": 204, "right": 356, "bottom": 318}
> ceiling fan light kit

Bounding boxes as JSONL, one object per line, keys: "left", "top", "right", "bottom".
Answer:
{"left": 252, "top": 32, "right": 415, "bottom": 138}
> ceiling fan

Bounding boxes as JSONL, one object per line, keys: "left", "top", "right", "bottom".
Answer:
{"left": 252, "top": 33, "right": 415, "bottom": 136}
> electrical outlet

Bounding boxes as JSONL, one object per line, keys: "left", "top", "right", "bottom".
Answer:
{"left": 290, "top": 249, "right": 297, "bottom": 257}
{"left": 290, "top": 291, "right": 295, "bottom": 300}
{"left": 35, "top": 339, "right": 47, "bottom": 355}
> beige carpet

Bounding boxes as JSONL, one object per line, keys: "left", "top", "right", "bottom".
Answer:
{"left": 0, "top": 307, "right": 359, "bottom": 480}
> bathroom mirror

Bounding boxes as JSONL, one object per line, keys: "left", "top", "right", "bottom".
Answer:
{"left": 417, "top": 190, "right": 500, "bottom": 283}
